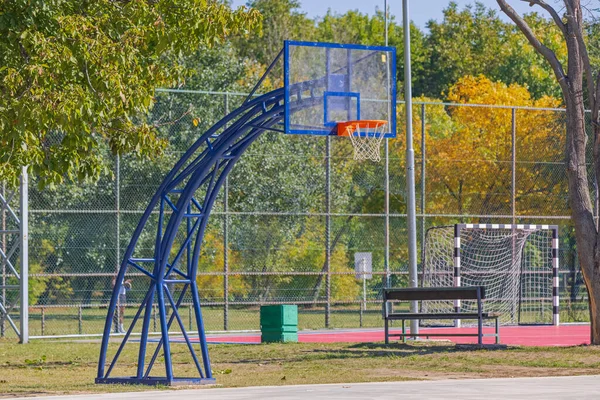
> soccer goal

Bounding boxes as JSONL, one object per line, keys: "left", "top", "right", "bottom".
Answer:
{"left": 422, "top": 224, "right": 559, "bottom": 326}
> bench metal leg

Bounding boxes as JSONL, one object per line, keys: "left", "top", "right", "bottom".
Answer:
{"left": 402, "top": 319, "right": 406, "bottom": 344}
{"left": 477, "top": 288, "right": 483, "bottom": 345}
{"left": 495, "top": 317, "right": 499, "bottom": 344}
{"left": 385, "top": 318, "right": 389, "bottom": 345}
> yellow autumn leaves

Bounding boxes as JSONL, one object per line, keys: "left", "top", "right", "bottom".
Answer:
{"left": 395, "top": 75, "right": 565, "bottom": 217}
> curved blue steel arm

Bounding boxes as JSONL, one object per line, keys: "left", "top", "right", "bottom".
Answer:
{"left": 97, "top": 81, "right": 324, "bottom": 385}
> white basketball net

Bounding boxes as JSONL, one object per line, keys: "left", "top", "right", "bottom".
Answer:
{"left": 346, "top": 123, "right": 388, "bottom": 162}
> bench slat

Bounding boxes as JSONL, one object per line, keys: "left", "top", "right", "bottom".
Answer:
{"left": 383, "top": 286, "right": 485, "bottom": 301}
{"left": 387, "top": 333, "right": 499, "bottom": 338}
{"left": 387, "top": 312, "right": 498, "bottom": 320}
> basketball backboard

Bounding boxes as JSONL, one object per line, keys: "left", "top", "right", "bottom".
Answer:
{"left": 284, "top": 41, "right": 397, "bottom": 137}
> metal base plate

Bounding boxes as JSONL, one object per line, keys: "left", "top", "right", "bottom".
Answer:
{"left": 95, "top": 376, "right": 216, "bottom": 386}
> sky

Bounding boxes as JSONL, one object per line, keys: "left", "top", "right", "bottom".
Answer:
{"left": 231, "top": 0, "right": 538, "bottom": 30}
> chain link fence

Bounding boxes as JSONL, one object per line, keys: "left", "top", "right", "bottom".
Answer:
{"left": 1, "top": 89, "right": 587, "bottom": 338}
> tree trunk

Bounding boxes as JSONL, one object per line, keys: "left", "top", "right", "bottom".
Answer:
{"left": 496, "top": 0, "right": 600, "bottom": 344}
{"left": 563, "top": 63, "right": 600, "bottom": 343}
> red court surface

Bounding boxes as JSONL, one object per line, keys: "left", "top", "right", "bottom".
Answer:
{"left": 203, "top": 324, "right": 591, "bottom": 347}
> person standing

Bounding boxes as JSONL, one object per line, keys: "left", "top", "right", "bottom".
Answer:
{"left": 112, "top": 277, "right": 132, "bottom": 334}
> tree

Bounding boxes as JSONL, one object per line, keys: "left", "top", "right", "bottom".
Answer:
{"left": 235, "top": 0, "right": 315, "bottom": 66}
{"left": 25, "top": 43, "right": 265, "bottom": 307}
{"left": 427, "top": 75, "right": 563, "bottom": 216}
{"left": 0, "top": 0, "right": 261, "bottom": 187}
{"left": 395, "top": 76, "right": 563, "bottom": 218}
{"left": 315, "top": 9, "right": 428, "bottom": 91}
{"left": 422, "top": 2, "right": 565, "bottom": 99}
{"left": 496, "top": 0, "right": 600, "bottom": 343}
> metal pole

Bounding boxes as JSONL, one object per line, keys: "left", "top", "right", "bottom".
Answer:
{"left": 384, "top": 0, "right": 389, "bottom": 46}
{"left": 115, "top": 156, "right": 121, "bottom": 332}
{"left": 361, "top": 258, "right": 367, "bottom": 312}
{"left": 19, "top": 167, "right": 28, "bottom": 344}
{"left": 420, "top": 104, "right": 426, "bottom": 283}
{"left": 384, "top": 150, "right": 390, "bottom": 289}
{"left": 384, "top": 0, "right": 391, "bottom": 291}
{"left": 403, "top": 0, "right": 419, "bottom": 336}
{"left": 1, "top": 183, "right": 5, "bottom": 337}
{"left": 78, "top": 306, "right": 83, "bottom": 335}
{"left": 325, "top": 136, "right": 331, "bottom": 328}
{"left": 224, "top": 94, "right": 230, "bottom": 331}
{"left": 511, "top": 108, "right": 518, "bottom": 323}
{"left": 511, "top": 108, "right": 516, "bottom": 226}
{"left": 116, "top": 156, "right": 120, "bottom": 274}
{"left": 224, "top": 176, "right": 229, "bottom": 331}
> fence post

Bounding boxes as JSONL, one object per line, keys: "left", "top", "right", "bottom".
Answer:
{"left": 114, "top": 155, "right": 121, "bottom": 336}
{"left": 1, "top": 183, "right": 5, "bottom": 338}
{"left": 224, "top": 93, "right": 230, "bottom": 331}
{"left": 325, "top": 136, "right": 331, "bottom": 328}
{"left": 19, "top": 167, "right": 28, "bottom": 344}
{"left": 359, "top": 304, "right": 363, "bottom": 328}
{"left": 420, "top": 104, "right": 426, "bottom": 284}
{"left": 511, "top": 108, "right": 516, "bottom": 226}
{"left": 41, "top": 307, "right": 45, "bottom": 336}
{"left": 78, "top": 306, "right": 83, "bottom": 335}
{"left": 116, "top": 156, "right": 120, "bottom": 276}
{"left": 511, "top": 108, "right": 518, "bottom": 323}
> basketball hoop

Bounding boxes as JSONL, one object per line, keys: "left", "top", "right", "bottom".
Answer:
{"left": 337, "top": 120, "right": 388, "bottom": 162}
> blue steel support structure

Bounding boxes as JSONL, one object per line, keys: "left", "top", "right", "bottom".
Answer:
{"left": 96, "top": 76, "right": 323, "bottom": 386}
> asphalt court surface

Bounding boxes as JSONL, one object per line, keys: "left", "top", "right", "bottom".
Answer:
{"left": 198, "top": 324, "right": 590, "bottom": 346}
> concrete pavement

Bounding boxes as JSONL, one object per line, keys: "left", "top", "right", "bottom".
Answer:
{"left": 9, "top": 375, "right": 600, "bottom": 400}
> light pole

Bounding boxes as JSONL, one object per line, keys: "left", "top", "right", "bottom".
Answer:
{"left": 384, "top": 0, "right": 391, "bottom": 292}
{"left": 402, "top": 0, "right": 419, "bottom": 337}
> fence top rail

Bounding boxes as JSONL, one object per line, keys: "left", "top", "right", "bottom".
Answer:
{"left": 155, "top": 88, "right": 571, "bottom": 113}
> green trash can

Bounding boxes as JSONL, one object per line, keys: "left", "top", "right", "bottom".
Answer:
{"left": 260, "top": 305, "right": 298, "bottom": 343}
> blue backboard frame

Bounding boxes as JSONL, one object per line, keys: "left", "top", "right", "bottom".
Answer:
{"left": 284, "top": 40, "right": 397, "bottom": 137}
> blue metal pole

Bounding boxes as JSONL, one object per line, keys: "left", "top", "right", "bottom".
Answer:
{"left": 135, "top": 286, "right": 156, "bottom": 378}
{"left": 190, "top": 281, "right": 211, "bottom": 378}
{"left": 156, "top": 280, "right": 173, "bottom": 382}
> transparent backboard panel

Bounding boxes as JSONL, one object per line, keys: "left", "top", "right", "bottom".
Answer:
{"left": 284, "top": 41, "right": 397, "bottom": 137}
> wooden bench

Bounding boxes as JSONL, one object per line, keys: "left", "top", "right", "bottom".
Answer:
{"left": 383, "top": 286, "right": 500, "bottom": 345}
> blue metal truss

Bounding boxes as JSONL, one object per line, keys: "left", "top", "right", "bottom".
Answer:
{"left": 96, "top": 75, "right": 325, "bottom": 385}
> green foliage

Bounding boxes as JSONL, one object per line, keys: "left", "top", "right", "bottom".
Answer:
{"left": 236, "top": 0, "right": 314, "bottom": 65}
{"left": 420, "top": 2, "right": 564, "bottom": 99}
{"left": 316, "top": 9, "right": 428, "bottom": 89}
{"left": 235, "top": 0, "right": 562, "bottom": 101}
{"left": 25, "top": 42, "right": 263, "bottom": 306}
{"left": 0, "top": 0, "right": 261, "bottom": 187}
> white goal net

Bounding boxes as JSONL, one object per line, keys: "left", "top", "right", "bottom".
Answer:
{"left": 421, "top": 224, "right": 559, "bottom": 326}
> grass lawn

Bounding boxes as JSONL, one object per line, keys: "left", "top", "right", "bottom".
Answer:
{"left": 1, "top": 338, "right": 600, "bottom": 398}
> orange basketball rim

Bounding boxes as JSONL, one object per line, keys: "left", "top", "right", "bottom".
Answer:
{"left": 337, "top": 120, "right": 388, "bottom": 137}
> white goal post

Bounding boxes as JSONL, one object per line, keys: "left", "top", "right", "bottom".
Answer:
{"left": 422, "top": 223, "right": 559, "bottom": 326}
